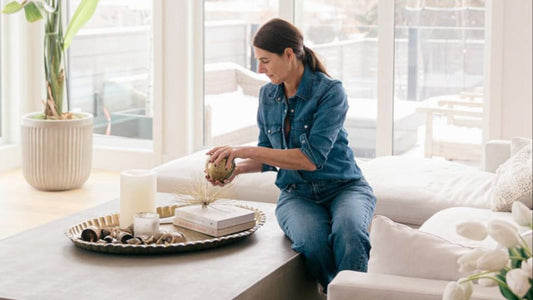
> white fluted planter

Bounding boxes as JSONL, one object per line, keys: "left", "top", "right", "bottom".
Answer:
{"left": 21, "top": 112, "right": 93, "bottom": 191}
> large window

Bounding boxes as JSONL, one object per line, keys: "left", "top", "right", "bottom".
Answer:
{"left": 393, "top": 0, "right": 485, "bottom": 164}
{"left": 1, "top": 0, "right": 520, "bottom": 172}
{"left": 203, "top": 0, "right": 277, "bottom": 146}
{"left": 202, "top": 0, "right": 486, "bottom": 167}
{"left": 68, "top": 0, "right": 153, "bottom": 148}
{"left": 299, "top": 0, "right": 379, "bottom": 158}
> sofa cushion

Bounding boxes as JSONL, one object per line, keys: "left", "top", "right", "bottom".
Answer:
{"left": 153, "top": 149, "right": 280, "bottom": 204}
{"left": 361, "top": 156, "right": 494, "bottom": 226}
{"left": 368, "top": 215, "right": 471, "bottom": 281}
{"left": 491, "top": 140, "right": 532, "bottom": 211}
{"left": 328, "top": 271, "right": 503, "bottom": 300}
{"left": 419, "top": 207, "right": 531, "bottom": 249}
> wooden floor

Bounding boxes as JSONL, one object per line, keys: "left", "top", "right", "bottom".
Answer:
{"left": 0, "top": 168, "right": 120, "bottom": 240}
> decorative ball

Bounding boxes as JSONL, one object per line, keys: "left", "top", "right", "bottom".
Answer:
{"left": 205, "top": 157, "right": 235, "bottom": 182}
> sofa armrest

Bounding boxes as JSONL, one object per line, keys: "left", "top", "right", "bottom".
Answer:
{"left": 484, "top": 140, "right": 511, "bottom": 173}
{"left": 328, "top": 271, "right": 503, "bottom": 300}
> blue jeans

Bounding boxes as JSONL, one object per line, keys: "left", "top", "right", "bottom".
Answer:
{"left": 275, "top": 178, "right": 376, "bottom": 290}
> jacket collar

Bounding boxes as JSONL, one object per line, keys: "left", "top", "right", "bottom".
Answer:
{"left": 268, "top": 64, "right": 314, "bottom": 102}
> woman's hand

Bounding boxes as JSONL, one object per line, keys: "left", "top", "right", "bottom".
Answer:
{"left": 205, "top": 145, "right": 239, "bottom": 186}
{"left": 205, "top": 167, "right": 238, "bottom": 186}
{"left": 206, "top": 145, "right": 239, "bottom": 169}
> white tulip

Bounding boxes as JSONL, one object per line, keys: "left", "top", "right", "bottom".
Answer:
{"left": 522, "top": 257, "right": 532, "bottom": 278}
{"left": 461, "top": 280, "right": 473, "bottom": 299}
{"left": 521, "top": 230, "right": 532, "bottom": 250}
{"left": 488, "top": 219, "right": 520, "bottom": 248}
{"left": 456, "top": 221, "right": 488, "bottom": 241}
{"left": 443, "top": 282, "right": 464, "bottom": 300}
{"left": 506, "top": 268, "right": 531, "bottom": 298}
{"left": 458, "top": 249, "right": 485, "bottom": 273}
{"left": 476, "top": 249, "right": 509, "bottom": 271}
{"left": 442, "top": 281, "right": 472, "bottom": 300}
{"left": 478, "top": 276, "right": 498, "bottom": 287}
{"left": 512, "top": 201, "right": 532, "bottom": 227}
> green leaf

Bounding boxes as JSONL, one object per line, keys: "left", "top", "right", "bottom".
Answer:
{"left": 499, "top": 283, "right": 521, "bottom": 300}
{"left": 526, "top": 279, "right": 533, "bottom": 300}
{"left": 31, "top": 113, "right": 47, "bottom": 120}
{"left": 509, "top": 248, "right": 525, "bottom": 269}
{"left": 518, "top": 247, "right": 528, "bottom": 258}
{"left": 63, "top": 0, "right": 99, "bottom": 50}
{"left": 2, "top": 1, "right": 25, "bottom": 14}
{"left": 23, "top": 1, "right": 43, "bottom": 22}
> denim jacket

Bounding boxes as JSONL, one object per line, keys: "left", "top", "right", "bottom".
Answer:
{"left": 257, "top": 65, "right": 363, "bottom": 190}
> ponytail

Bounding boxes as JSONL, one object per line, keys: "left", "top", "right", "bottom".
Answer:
{"left": 303, "top": 45, "right": 329, "bottom": 77}
{"left": 253, "top": 18, "right": 330, "bottom": 76}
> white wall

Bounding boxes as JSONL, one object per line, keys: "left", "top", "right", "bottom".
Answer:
{"left": 486, "top": 0, "right": 532, "bottom": 140}
{"left": 500, "top": 0, "right": 532, "bottom": 139}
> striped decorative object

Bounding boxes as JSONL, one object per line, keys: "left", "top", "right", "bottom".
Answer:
{"left": 21, "top": 112, "right": 93, "bottom": 191}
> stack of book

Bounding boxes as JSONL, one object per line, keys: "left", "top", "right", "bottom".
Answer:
{"left": 173, "top": 204, "right": 256, "bottom": 237}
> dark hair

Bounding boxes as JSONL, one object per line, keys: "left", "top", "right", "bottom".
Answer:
{"left": 253, "top": 18, "right": 329, "bottom": 76}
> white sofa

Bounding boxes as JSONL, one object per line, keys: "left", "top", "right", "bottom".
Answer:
{"left": 204, "top": 62, "right": 267, "bottom": 146}
{"left": 155, "top": 141, "right": 511, "bottom": 227}
{"left": 328, "top": 138, "right": 532, "bottom": 300}
{"left": 153, "top": 138, "right": 531, "bottom": 300}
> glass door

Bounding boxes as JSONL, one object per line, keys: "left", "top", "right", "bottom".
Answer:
{"left": 393, "top": 0, "right": 486, "bottom": 166}
{"left": 299, "top": 0, "right": 379, "bottom": 158}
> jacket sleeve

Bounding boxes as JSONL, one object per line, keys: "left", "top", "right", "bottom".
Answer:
{"left": 299, "top": 81, "right": 348, "bottom": 170}
{"left": 256, "top": 87, "right": 278, "bottom": 173}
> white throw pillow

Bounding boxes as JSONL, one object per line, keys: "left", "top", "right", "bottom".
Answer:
{"left": 491, "top": 141, "right": 532, "bottom": 211}
{"left": 368, "top": 215, "right": 471, "bottom": 281}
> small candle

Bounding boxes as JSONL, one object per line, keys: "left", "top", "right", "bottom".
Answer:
{"left": 120, "top": 169, "right": 156, "bottom": 228}
{"left": 133, "top": 212, "right": 160, "bottom": 236}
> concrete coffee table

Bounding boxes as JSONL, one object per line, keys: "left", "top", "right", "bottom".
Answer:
{"left": 0, "top": 193, "right": 323, "bottom": 300}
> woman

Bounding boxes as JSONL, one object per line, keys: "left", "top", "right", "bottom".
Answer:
{"left": 206, "top": 18, "right": 376, "bottom": 292}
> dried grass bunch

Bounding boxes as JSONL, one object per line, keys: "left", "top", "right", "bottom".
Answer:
{"left": 173, "top": 174, "right": 234, "bottom": 207}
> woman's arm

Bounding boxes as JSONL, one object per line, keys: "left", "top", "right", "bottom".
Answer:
{"left": 208, "top": 146, "right": 316, "bottom": 173}
{"left": 205, "top": 146, "right": 314, "bottom": 186}
{"left": 239, "top": 146, "right": 316, "bottom": 171}
{"left": 233, "top": 158, "right": 263, "bottom": 175}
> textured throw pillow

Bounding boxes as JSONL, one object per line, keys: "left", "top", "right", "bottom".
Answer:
{"left": 491, "top": 141, "right": 532, "bottom": 211}
{"left": 368, "top": 215, "right": 472, "bottom": 281}
{"left": 511, "top": 137, "right": 532, "bottom": 156}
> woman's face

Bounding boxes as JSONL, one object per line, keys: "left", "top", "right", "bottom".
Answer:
{"left": 254, "top": 47, "right": 291, "bottom": 85}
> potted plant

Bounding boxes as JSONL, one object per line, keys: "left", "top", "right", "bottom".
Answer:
{"left": 2, "top": 0, "right": 99, "bottom": 190}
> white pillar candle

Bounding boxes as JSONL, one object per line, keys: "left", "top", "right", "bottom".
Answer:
{"left": 120, "top": 169, "right": 157, "bottom": 228}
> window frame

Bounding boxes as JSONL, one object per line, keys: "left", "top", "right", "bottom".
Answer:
{"left": 0, "top": 12, "right": 25, "bottom": 172}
